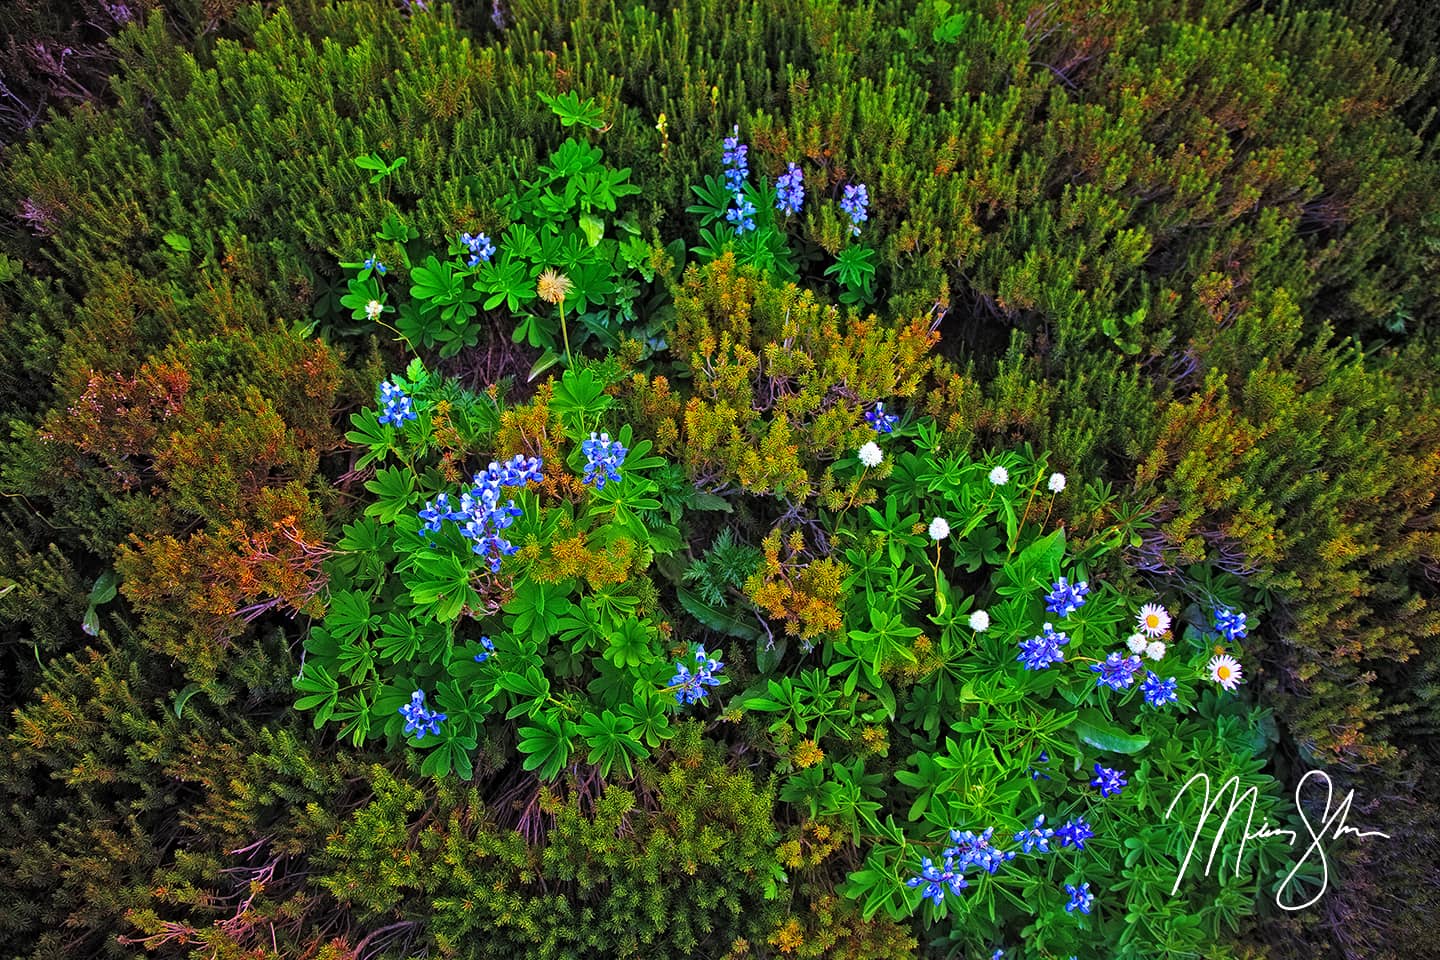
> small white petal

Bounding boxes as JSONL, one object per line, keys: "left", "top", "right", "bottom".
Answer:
{"left": 1126, "top": 633, "right": 1148, "bottom": 654}
{"left": 989, "top": 465, "right": 1009, "bottom": 485}
{"left": 969, "top": 610, "right": 990, "bottom": 632}
{"left": 858, "top": 441, "right": 884, "bottom": 468}
{"left": 1146, "top": 640, "right": 1167, "bottom": 661}
{"left": 1048, "top": 472, "right": 1067, "bottom": 493}
{"left": 929, "top": 517, "right": 951, "bottom": 540}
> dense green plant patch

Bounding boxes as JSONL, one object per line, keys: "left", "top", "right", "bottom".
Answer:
{"left": 2, "top": 2, "right": 1438, "bottom": 959}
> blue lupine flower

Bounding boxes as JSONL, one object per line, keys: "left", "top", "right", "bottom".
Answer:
{"left": 865, "top": 402, "right": 899, "bottom": 433}
{"left": 1064, "top": 881, "right": 1094, "bottom": 914}
{"left": 725, "top": 195, "right": 757, "bottom": 234}
{"left": 1013, "top": 814, "right": 1055, "bottom": 854}
{"left": 775, "top": 162, "right": 805, "bottom": 216}
{"left": 418, "top": 492, "right": 462, "bottom": 536}
{"left": 1091, "top": 764, "right": 1128, "bottom": 798}
{"left": 1213, "top": 606, "right": 1249, "bottom": 643}
{"left": 460, "top": 231, "right": 496, "bottom": 268}
{"left": 1044, "top": 576, "right": 1090, "bottom": 617}
{"left": 1091, "top": 651, "right": 1144, "bottom": 691}
{"left": 580, "top": 432, "right": 629, "bottom": 489}
{"left": 1018, "top": 623, "right": 1070, "bottom": 670}
{"left": 362, "top": 256, "right": 387, "bottom": 275}
{"left": 904, "top": 855, "right": 968, "bottom": 906}
{"left": 1056, "top": 817, "right": 1095, "bottom": 850}
{"left": 1030, "top": 748, "right": 1052, "bottom": 781}
{"left": 419, "top": 454, "right": 544, "bottom": 571}
{"left": 378, "top": 379, "right": 417, "bottom": 426}
{"left": 670, "top": 644, "right": 725, "bottom": 706}
{"left": 1142, "top": 671, "right": 1179, "bottom": 707}
{"left": 398, "top": 689, "right": 446, "bottom": 738}
{"left": 944, "top": 827, "right": 1016, "bottom": 875}
{"left": 722, "top": 125, "right": 750, "bottom": 196}
{"left": 992, "top": 951, "right": 1004, "bottom": 960}
{"left": 473, "top": 636, "right": 495, "bottom": 663}
{"left": 839, "top": 182, "right": 869, "bottom": 235}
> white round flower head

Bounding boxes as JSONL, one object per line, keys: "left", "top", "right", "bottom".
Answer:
{"left": 968, "top": 610, "right": 990, "bottom": 632}
{"left": 858, "top": 441, "right": 884, "bottom": 468}
{"left": 1126, "top": 633, "right": 1148, "bottom": 654}
{"left": 1048, "top": 472, "right": 1066, "bottom": 493}
{"left": 989, "top": 465, "right": 1009, "bottom": 485}
{"left": 1146, "top": 640, "right": 1167, "bottom": 661}
{"left": 928, "top": 517, "right": 951, "bottom": 540}
{"left": 1137, "top": 602, "right": 1171, "bottom": 638}
{"left": 365, "top": 299, "right": 383, "bottom": 321}
{"left": 1207, "top": 653, "right": 1244, "bottom": 692}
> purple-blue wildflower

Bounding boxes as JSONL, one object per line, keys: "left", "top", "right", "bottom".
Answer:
{"left": 1213, "top": 605, "right": 1249, "bottom": 643}
{"left": 1091, "top": 764, "right": 1128, "bottom": 798}
{"left": 418, "top": 454, "right": 544, "bottom": 571}
{"left": 1142, "top": 671, "right": 1179, "bottom": 707}
{"left": 775, "top": 162, "right": 805, "bottom": 216}
{"left": 398, "top": 689, "right": 445, "bottom": 738}
{"left": 378, "top": 380, "right": 417, "bottom": 426}
{"left": 722, "top": 125, "right": 749, "bottom": 195}
{"left": 670, "top": 645, "right": 724, "bottom": 706}
{"left": 725, "top": 195, "right": 757, "bottom": 234}
{"left": 1030, "top": 748, "right": 1052, "bottom": 780}
{"left": 581, "top": 432, "right": 628, "bottom": 489}
{"left": 1091, "top": 651, "right": 1144, "bottom": 691}
{"left": 1013, "top": 814, "right": 1055, "bottom": 854}
{"left": 904, "top": 855, "right": 968, "bottom": 906}
{"left": 1064, "top": 881, "right": 1094, "bottom": 914}
{"left": 460, "top": 231, "right": 496, "bottom": 267}
{"left": 473, "top": 636, "right": 496, "bottom": 663}
{"left": 945, "top": 827, "right": 1016, "bottom": 875}
{"left": 363, "top": 256, "right": 387, "bottom": 275}
{"left": 865, "top": 402, "right": 899, "bottom": 433}
{"left": 1044, "top": 576, "right": 1090, "bottom": 617}
{"left": 1018, "top": 623, "right": 1070, "bottom": 670}
{"left": 839, "top": 183, "right": 869, "bottom": 235}
{"left": 1056, "top": 817, "right": 1094, "bottom": 850}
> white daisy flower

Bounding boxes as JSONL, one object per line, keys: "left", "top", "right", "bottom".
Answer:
{"left": 1126, "top": 633, "right": 1148, "bottom": 654}
{"left": 858, "top": 441, "right": 884, "bottom": 468}
{"left": 1146, "top": 640, "right": 1167, "bottom": 661}
{"left": 365, "top": 299, "right": 383, "bottom": 321}
{"left": 929, "top": 517, "right": 951, "bottom": 540}
{"left": 969, "top": 610, "right": 990, "bottom": 632}
{"left": 988, "top": 465, "right": 1009, "bottom": 485}
{"left": 1048, "top": 472, "right": 1066, "bottom": 493}
{"left": 1136, "top": 602, "right": 1171, "bottom": 638}
{"left": 1207, "top": 653, "right": 1243, "bottom": 691}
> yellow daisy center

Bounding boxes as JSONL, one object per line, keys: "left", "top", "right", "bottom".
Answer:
{"left": 1146, "top": 614, "right": 1160, "bottom": 628}
{"left": 1217, "top": 666, "right": 1232, "bottom": 680}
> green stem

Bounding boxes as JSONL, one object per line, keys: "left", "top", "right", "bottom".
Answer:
{"left": 559, "top": 300, "right": 573, "bottom": 367}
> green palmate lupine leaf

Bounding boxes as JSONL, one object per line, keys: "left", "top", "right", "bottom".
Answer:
{"left": 538, "top": 91, "right": 606, "bottom": 129}
{"left": 576, "top": 709, "right": 645, "bottom": 778}
{"left": 551, "top": 366, "right": 613, "bottom": 426}
{"left": 1074, "top": 709, "right": 1151, "bottom": 754}
{"left": 604, "top": 615, "right": 654, "bottom": 669}
{"left": 327, "top": 589, "right": 379, "bottom": 645}
{"left": 499, "top": 665, "right": 551, "bottom": 719}
{"left": 334, "top": 692, "right": 372, "bottom": 747}
{"left": 686, "top": 174, "right": 734, "bottom": 227}
{"left": 517, "top": 711, "right": 575, "bottom": 780}
{"left": 363, "top": 466, "right": 416, "bottom": 523}
{"left": 407, "top": 551, "right": 475, "bottom": 624}
{"left": 619, "top": 694, "right": 673, "bottom": 748}
{"left": 293, "top": 662, "right": 340, "bottom": 727}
